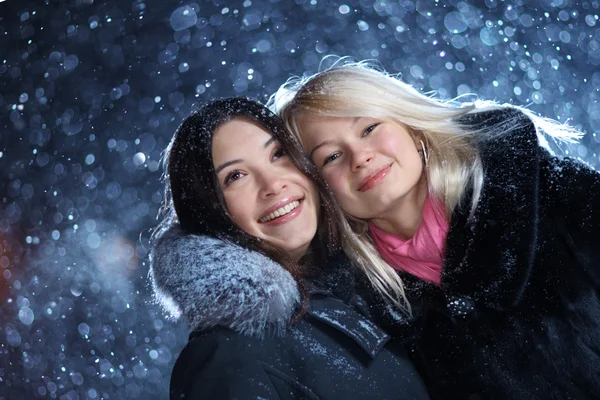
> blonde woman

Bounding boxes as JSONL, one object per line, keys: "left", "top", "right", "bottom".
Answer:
{"left": 270, "top": 62, "right": 600, "bottom": 400}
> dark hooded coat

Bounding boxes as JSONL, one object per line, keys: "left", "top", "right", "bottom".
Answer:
{"left": 150, "top": 226, "right": 430, "bottom": 400}
{"left": 368, "top": 108, "right": 600, "bottom": 400}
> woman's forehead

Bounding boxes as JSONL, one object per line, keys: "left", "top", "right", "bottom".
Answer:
{"left": 212, "top": 120, "right": 275, "bottom": 159}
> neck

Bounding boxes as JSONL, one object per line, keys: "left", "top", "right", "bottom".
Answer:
{"left": 290, "top": 243, "right": 310, "bottom": 262}
{"left": 369, "top": 176, "right": 428, "bottom": 240}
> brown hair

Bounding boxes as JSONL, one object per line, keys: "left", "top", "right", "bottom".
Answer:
{"left": 154, "top": 97, "right": 346, "bottom": 317}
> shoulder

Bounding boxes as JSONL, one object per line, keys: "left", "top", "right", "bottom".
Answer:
{"left": 455, "top": 107, "right": 543, "bottom": 175}
{"left": 540, "top": 152, "right": 600, "bottom": 220}
{"left": 459, "top": 107, "right": 537, "bottom": 152}
{"left": 543, "top": 154, "right": 600, "bottom": 186}
{"left": 457, "top": 107, "right": 532, "bottom": 130}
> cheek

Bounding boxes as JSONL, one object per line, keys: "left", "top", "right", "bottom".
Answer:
{"left": 296, "top": 175, "right": 320, "bottom": 221}
{"left": 322, "top": 168, "right": 351, "bottom": 202}
{"left": 222, "top": 193, "right": 253, "bottom": 230}
{"left": 303, "top": 177, "right": 319, "bottom": 203}
{"left": 380, "top": 134, "right": 421, "bottom": 166}
{"left": 378, "top": 131, "right": 409, "bottom": 152}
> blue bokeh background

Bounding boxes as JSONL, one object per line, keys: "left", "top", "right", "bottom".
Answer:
{"left": 1, "top": 0, "right": 598, "bottom": 398}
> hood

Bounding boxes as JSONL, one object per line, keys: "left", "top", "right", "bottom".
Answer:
{"left": 149, "top": 224, "right": 300, "bottom": 337}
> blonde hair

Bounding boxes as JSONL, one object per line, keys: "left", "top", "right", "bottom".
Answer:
{"left": 269, "top": 59, "right": 583, "bottom": 314}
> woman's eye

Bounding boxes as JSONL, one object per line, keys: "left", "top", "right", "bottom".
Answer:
{"left": 272, "top": 147, "right": 286, "bottom": 160}
{"left": 322, "top": 152, "right": 341, "bottom": 166}
{"left": 362, "top": 123, "right": 380, "bottom": 136}
{"left": 224, "top": 170, "right": 244, "bottom": 185}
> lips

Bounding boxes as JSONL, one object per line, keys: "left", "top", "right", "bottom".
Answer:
{"left": 258, "top": 197, "right": 303, "bottom": 223}
{"left": 358, "top": 163, "right": 392, "bottom": 192}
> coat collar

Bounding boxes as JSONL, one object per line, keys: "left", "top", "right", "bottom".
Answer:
{"left": 307, "top": 265, "right": 391, "bottom": 358}
{"left": 407, "top": 109, "right": 542, "bottom": 312}
{"left": 307, "top": 293, "right": 390, "bottom": 359}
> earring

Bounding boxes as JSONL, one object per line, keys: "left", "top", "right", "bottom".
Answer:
{"left": 419, "top": 139, "right": 429, "bottom": 168}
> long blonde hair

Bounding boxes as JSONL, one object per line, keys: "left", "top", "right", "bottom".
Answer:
{"left": 269, "top": 60, "right": 582, "bottom": 314}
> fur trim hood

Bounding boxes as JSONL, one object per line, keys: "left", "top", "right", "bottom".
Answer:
{"left": 149, "top": 225, "right": 300, "bottom": 337}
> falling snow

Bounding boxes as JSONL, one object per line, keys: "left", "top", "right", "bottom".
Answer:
{"left": 1, "top": 0, "right": 599, "bottom": 399}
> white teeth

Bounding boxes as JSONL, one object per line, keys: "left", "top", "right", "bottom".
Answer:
{"left": 260, "top": 200, "right": 301, "bottom": 223}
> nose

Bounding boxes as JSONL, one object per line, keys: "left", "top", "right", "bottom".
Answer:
{"left": 350, "top": 146, "right": 374, "bottom": 172}
{"left": 258, "top": 170, "right": 287, "bottom": 199}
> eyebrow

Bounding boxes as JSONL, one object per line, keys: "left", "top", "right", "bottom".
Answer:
{"left": 308, "top": 117, "right": 362, "bottom": 158}
{"left": 215, "top": 136, "right": 277, "bottom": 174}
{"left": 215, "top": 159, "right": 241, "bottom": 175}
{"left": 264, "top": 136, "right": 276, "bottom": 148}
{"left": 309, "top": 141, "right": 331, "bottom": 159}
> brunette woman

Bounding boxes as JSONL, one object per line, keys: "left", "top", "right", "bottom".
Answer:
{"left": 150, "top": 97, "right": 429, "bottom": 400}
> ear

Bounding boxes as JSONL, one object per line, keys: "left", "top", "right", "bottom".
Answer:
{"left": 399, "top": 122, "right": 419, "bottom": 146}
{"left": 405, "top": 126, "right": 429, "bottom": 169}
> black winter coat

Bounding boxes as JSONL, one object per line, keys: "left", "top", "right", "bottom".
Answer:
{"left": 150, "top": 226, "right": 429, "bottom": 400}
{"left": 370, "top": 108, "right": 600, "bottom": 400}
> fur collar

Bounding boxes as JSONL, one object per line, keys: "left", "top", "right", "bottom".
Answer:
{"left": 149, "top": 225, "right": 300, "bottom": 337}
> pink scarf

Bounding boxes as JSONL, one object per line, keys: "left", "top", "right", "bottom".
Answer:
{"left": 369, "top": 196, "right": 449, "bottom": 285}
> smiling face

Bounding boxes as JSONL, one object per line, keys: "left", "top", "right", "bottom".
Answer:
{"left": 212, "top": 118, "right": 320, "bottom": 260}
{"left": 297, "top": 115, "right": 424, "bottom": 222}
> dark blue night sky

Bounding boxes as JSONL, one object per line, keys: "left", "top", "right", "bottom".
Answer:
{"left": 1, "top": 0, "right": 599, "bottom": 398}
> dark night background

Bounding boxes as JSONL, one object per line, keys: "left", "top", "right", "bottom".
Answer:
{"left": 0, "top": 0, "right": 598, "bottom": 398}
